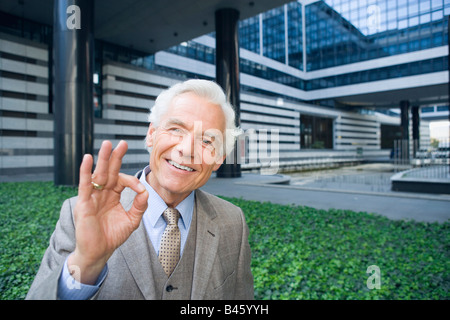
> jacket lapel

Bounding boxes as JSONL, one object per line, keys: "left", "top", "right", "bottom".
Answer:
{"left": 191, "top": 189, "right": 220, "bottom": 299}
{"left": 118, "top": 186, "right": 158, "bottom": 299}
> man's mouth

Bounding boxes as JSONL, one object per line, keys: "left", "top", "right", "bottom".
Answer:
{"left": 167, "top": 160, "right": 195, "bottom": 172}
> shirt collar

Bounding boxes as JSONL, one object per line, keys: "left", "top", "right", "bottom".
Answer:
{"left": 139, "top": 166, "right": 194, "bottom": 229}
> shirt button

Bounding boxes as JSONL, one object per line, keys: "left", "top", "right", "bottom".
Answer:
{"left": 166, "top": 285, "right": 173, "bottom": 292}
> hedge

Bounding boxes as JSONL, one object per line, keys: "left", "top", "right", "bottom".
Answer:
{"left": 226, "top": 197, "right": 449, "bottom": 300}
{"left": 0, "top": 181, "right": 448, "bottom": 299}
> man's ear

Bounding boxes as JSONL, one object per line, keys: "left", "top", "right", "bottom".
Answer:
{"left": 146, "top": 123, "right": 156, "bottom": 148}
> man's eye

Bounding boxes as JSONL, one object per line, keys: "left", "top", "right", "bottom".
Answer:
{"left": 170, "top": 128, "right": 182, "bottom": 133}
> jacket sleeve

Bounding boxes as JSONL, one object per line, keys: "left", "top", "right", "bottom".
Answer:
{"left": 25, "top": 197, "right": 78, "bottom": 300}
{"left": 233, "top": 208, "right": 255, "bottom": 300}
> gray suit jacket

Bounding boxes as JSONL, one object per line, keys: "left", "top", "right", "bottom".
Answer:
{"left": 26, "top": 185, "right": 254, "bottom": 300}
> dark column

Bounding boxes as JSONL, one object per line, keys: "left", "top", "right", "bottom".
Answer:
{"left": 400, "top": 100, "right": 410, "bottom": 160}
{"left": 215, "top": 8, "right": 241, "bottom": 178}
{"left": 411, "top": 106, "right": 420, "bottom": 157}
{"left": 53, "top": 0, "right": 94, "bottom": 186}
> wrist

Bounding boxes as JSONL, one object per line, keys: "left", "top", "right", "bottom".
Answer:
{"left": 67, "top": 251, "right": 108, "bottom": 285}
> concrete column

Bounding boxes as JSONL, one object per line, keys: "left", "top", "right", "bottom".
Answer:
{"left": 400, "top": 100, "right": 410, "bottom": 160}
{"left": 215, "top": 8, "right": 241, "bottom": 178}
{"left": 411, "top": 106, "right": 420, "bottom": 157}
{"left": 53, "top": 0, "right": 94, "bottom": 186}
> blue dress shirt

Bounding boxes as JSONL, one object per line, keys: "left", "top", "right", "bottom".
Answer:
{"left": 58, "top": 166, "right": 195, "bottom": 299}
{"left": 140, "top": 165, "right": 194, "bottom": 256}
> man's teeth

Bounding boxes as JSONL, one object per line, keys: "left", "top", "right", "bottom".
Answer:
{"left": 168, "top": 160, "right": 194, "bottom": 172}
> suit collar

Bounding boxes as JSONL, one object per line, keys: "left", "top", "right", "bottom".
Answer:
{"left": 191, "top": 189, "right": 220, "bottom": 299}
{"left": 118, "top": 222, "right": 159, "bottom": 299}
{"left": 117, "top": 187, "right": 157, "bottom": 299}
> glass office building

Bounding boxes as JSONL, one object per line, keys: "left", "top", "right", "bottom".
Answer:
{"left": 0, "top": 0, "right": 446, "bottom": 175}
{"left": 164, "top": 0, "right": 449, "bottom": 104}
{"left": 308, "top": 0, "right": 449, "bottom": 69}
{"left": 1, "top": 0, "right": 448, "bottom": 106}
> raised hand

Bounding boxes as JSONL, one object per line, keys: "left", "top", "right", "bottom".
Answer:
{"left": 68, "top": 140, "right": 149, "bottom": 284}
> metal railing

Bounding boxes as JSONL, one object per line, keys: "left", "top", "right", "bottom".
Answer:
{"left": 392, "top": 139, "right": 450, "bottom": 179}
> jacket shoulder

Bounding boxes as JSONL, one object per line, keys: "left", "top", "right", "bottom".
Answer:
{"left": 196, "top": 189, "right": 241, "bottom": 212}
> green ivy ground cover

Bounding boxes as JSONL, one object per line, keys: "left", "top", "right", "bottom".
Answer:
{"left": 0, "top": 181, "right": 448, "bottom": 300}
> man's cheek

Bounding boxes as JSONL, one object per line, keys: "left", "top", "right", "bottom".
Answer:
{"left": 201, "top": 150, "right": 220, "bottom": 166}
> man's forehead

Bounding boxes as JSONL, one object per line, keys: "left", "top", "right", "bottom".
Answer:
{"left": 161, "top": 94, "right": 226, "bottom": 131}
{"left": 163, "top": 118, "right": 223, "bottom": 135}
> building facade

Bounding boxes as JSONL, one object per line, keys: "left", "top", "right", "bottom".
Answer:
{"left": 1, "top": 0, "right": 446, "bottom": 176}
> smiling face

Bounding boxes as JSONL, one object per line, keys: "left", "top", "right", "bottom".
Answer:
{"left": 145, "top": 92, "right": 226, "bottom": 206}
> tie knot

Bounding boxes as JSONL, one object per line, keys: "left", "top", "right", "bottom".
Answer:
{"left": 163, "top": 208, "right": 180, "bottom": 226}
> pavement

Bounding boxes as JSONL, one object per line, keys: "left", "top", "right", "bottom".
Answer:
{"left": 201, "top": 164, "right": 450, "bottom": 224}
{"left": 1, "top": 164, "right": 449, "bottom": 223}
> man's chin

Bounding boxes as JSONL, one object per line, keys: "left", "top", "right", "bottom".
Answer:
{"left": 159, "top": 179, "right": 193, "bottom": 194}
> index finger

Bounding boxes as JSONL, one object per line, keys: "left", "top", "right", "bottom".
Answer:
{"left": 78, "top": 154, "right": 94, "bottom": 202}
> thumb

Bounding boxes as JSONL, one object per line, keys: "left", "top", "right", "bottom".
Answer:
{"left": 128, "top": 187, "right": 149, "bottom": 220}
{"left": 116, "top": 173, "right": 149, "bottom": 221}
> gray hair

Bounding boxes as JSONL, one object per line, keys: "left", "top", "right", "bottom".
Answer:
{"left": 147, "top": 79, "right": 240, "bottom": 155}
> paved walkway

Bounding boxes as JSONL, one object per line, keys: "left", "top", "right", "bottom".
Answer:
{"left": 202, "top": 166, "right": 450, "bottom": 224}
{"left": 2, "top": 164, "right": 449, "bottom": 223}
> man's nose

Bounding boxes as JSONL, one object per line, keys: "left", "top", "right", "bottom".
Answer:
{"left": 176, "top": 133, "right": 203, "bottom": 164}
{"left": 176, "top": 133, "right": 194, "bottom": 157}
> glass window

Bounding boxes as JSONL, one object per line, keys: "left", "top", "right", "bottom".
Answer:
{"left": 431, "top": 0, "right": 443, "bottom": 9}
{"left": 410, "top": 61, "right": 421, "bottom": 74}
{"left": 303, "top": 0, "right": 448, "bottom": 71}
{"left": 239, "top": 16, "right": 260, "bottom": 54}
{"left": 262, "top": 7, "right": 286, "bottom": 63}
{"left": 409, "top": 16, "right": 420, "bottom": 26}
{"left": 388, "top": 44, "right": 398, "bottom": 54}
{"left": 422, "top": 106, "right": 435, "bottom": 112}
{"left": 388, "top": 0, "right": 397, "bottom": 9}
{"left": 432, "top": 57, "right": 444, "bottom": 71}
{"left": 420, "top": 13, "right": 431, "bottom": 23}
{"left": 287, "top": 1, "right": 303, "bottom": 69}
{"left": 387, "top": 10, "right": 397, "bottom": 21}
{"left": 420, "top": 38, "right": 431, "bottom": 49}
{"left": 409, "top": 3, "right": 419, "bottom": 17}
{"left": 300, "top": 115, "right": 333, "bottom": 149}
{"left": 432, "top": 32, "right": 443, "bottom": 45}
{"left": 398, "top": 7, "right": 408, "bottom": 19}
{"left": 432, "top": 9, "right": 444, "bottom": 20}
{"left": 420, "top": 0, "right": 432, "bottom": 13}
{"left": 399, "top": 42, "right": 408, "bottom": 53}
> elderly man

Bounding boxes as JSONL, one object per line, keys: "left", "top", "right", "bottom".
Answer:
{"left": 26, "top": 79, "right": 254, "bottom": 300}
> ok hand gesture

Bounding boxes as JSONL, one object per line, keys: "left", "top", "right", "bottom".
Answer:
{"left": 68, "top": 140, "right": 149, "bottom": 284}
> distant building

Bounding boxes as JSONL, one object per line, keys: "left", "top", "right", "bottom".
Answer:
{"left": 1, "top": 0, "right": 447, "bottom": 176}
